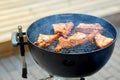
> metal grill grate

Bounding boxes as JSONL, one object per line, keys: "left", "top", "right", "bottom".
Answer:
{"left": 44, "top": 28, "right": 114, "bottom": 54}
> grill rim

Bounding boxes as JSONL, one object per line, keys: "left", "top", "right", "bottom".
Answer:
{"left": 26, "top": 13, "right": 117, "bottom": 55}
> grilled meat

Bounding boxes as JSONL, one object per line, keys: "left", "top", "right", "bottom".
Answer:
{"left": 75, "top": 23, "right": 103, "bottom": 34}
{"left": 34, "top": 33, "right": 60, "bottom": 48}
{"left": 52, "top": 22, "right": 73, "bottom": 37}
{"left": 34, "top": 21, "right": 113, "bottom": 52}
{"left": 87, "top": 30, "right": 100, "bottom": 44}
{"left": 54, "top": 32, "right": 87, "bottom": 52}
{"left": 95, "top": 33, "right": 113, "bottom": 48}
{"left": 54, "top": 31, "right": 99, "bottom": 52}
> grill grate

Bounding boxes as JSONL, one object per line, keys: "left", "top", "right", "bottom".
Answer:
{"left": 43, "top": 28, "right": 114, "bottom": 54}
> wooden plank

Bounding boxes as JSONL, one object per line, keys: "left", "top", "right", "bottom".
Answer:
{"left": 0, "top": 0, "right": 37, "bottom": 10}
{"left": 0, "top": 58, "right": 16, "bottom": 72}
{"left": 28, "top": 66, "right": 48, "bottom": 79}
{"left": 10, "top": 70, "right": 22, "bottom": 80}
{"left": 9, "top": 55, "right": 21, "bottom": 70}
{"left": 0, "top": 40, "right": 28, "bottom": 58}
{"left": 0, "top": 0, "right": 65, "bottom": 14}
{"left": 0, "top": 62, "right": 12, "bottom": 80}
{"left": 0, "top": 41, "right": 19, "bottom": 58}
{"left": 103, "top": 12, "right": 120, "bottom": 27}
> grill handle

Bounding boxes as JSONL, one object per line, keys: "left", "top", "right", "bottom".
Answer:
{"left": 11, "top": 32, "right": 18, "bottom": 47}
{"left": 11, "top": 25, "right": 28, "bottom": 78}
{"left": 11, "top": 32, "right": 27, "bottom": 47}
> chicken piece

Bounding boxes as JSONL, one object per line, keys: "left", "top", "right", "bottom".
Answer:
{"left": 54, "top": 32, "right": 88, "bottom": 52}
{"left": 75, "top": 23, "right": 103, "bottom": 34}
{"left": 87, "top": 30, "right": 100, "bottom": 44}
{"left": 52, "top": 22, "right": 73, "bottom": 37}
{"left": 95, "top": 33, "right": 113, "bottom": 48}
{"left": 34, "top": 33, "right": 60, "bottom": 48}
{"left": 54, "top": 30, "right": 100, "bottom": 52}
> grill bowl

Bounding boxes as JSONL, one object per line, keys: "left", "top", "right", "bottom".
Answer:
{"left": 26, "top": 13, "right": 117, "bottom": 77}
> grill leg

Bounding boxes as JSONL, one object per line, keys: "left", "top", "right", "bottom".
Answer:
{"left": 80, "top": 77, "right": 85, "bottom": 80}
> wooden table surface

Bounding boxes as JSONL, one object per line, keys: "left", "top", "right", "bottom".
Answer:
{"left": 0, "top": 0, "right": 120, "bottom": 57}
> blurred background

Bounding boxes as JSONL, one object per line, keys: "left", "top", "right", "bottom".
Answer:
{"left": 0, "top": 0, "right": 120, "bottom": 80}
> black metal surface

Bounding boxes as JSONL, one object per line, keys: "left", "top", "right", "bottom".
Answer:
{"left": 26, "top": 13, "right": 117, "bottom": 77}
{"left": 13, "top": 13, "right": 117, "bottom": 78}
{"left": 80, "top": 77, "right": 85, "bottom": 80}
{"left": 29, "top": 43, "right": 115, "bottom": 77}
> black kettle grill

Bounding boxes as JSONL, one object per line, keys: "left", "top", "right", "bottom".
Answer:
{"left": 11, "top": 13, "right": 117, "bottom": 80}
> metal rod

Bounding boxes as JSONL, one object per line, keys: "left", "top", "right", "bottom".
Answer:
{"left": 18, "top": 25, "right": 27, "bottom": 78}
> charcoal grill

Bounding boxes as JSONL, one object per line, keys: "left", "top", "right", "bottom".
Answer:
{"left": 11, "top": 13, "right": 117, "bottom": 80}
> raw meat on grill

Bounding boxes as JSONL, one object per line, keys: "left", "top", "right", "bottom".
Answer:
{"left": 95, "top": 33, "right": 114, "bottom": 48}
{"left": 34, "top": 33, "right": 60, "bottom": 48}
{"left": 52, "top": 22, "right": 73, "bottom": 37}
{"left": 34, "top": 22, "right": 114, "bottom": 53}
{"left": 75, "top": 23, "right": 103, "bottom": 34}
{"left": 54, "top": 30, "right": 99, "bottom": 52}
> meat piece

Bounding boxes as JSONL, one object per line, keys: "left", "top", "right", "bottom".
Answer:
{"left": 95, "top": 33, "right": 113, "bottom": 48}
{"left": 52, "top": 22, "right": 73, "bottom": 37}
{"left": 54, "top": 30, "right": 100, "bottom": 52}
{"left": 54, "top": 32, "right": 87, "bottom": 52}
{"left": 34, "top": 33, "right": 60, "bottom": 48}
{"left": 75, "top": 23, "right": 103, "bottom": 34}
{"left": 87, "top": 30, "right": 100, "bottom": 44}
